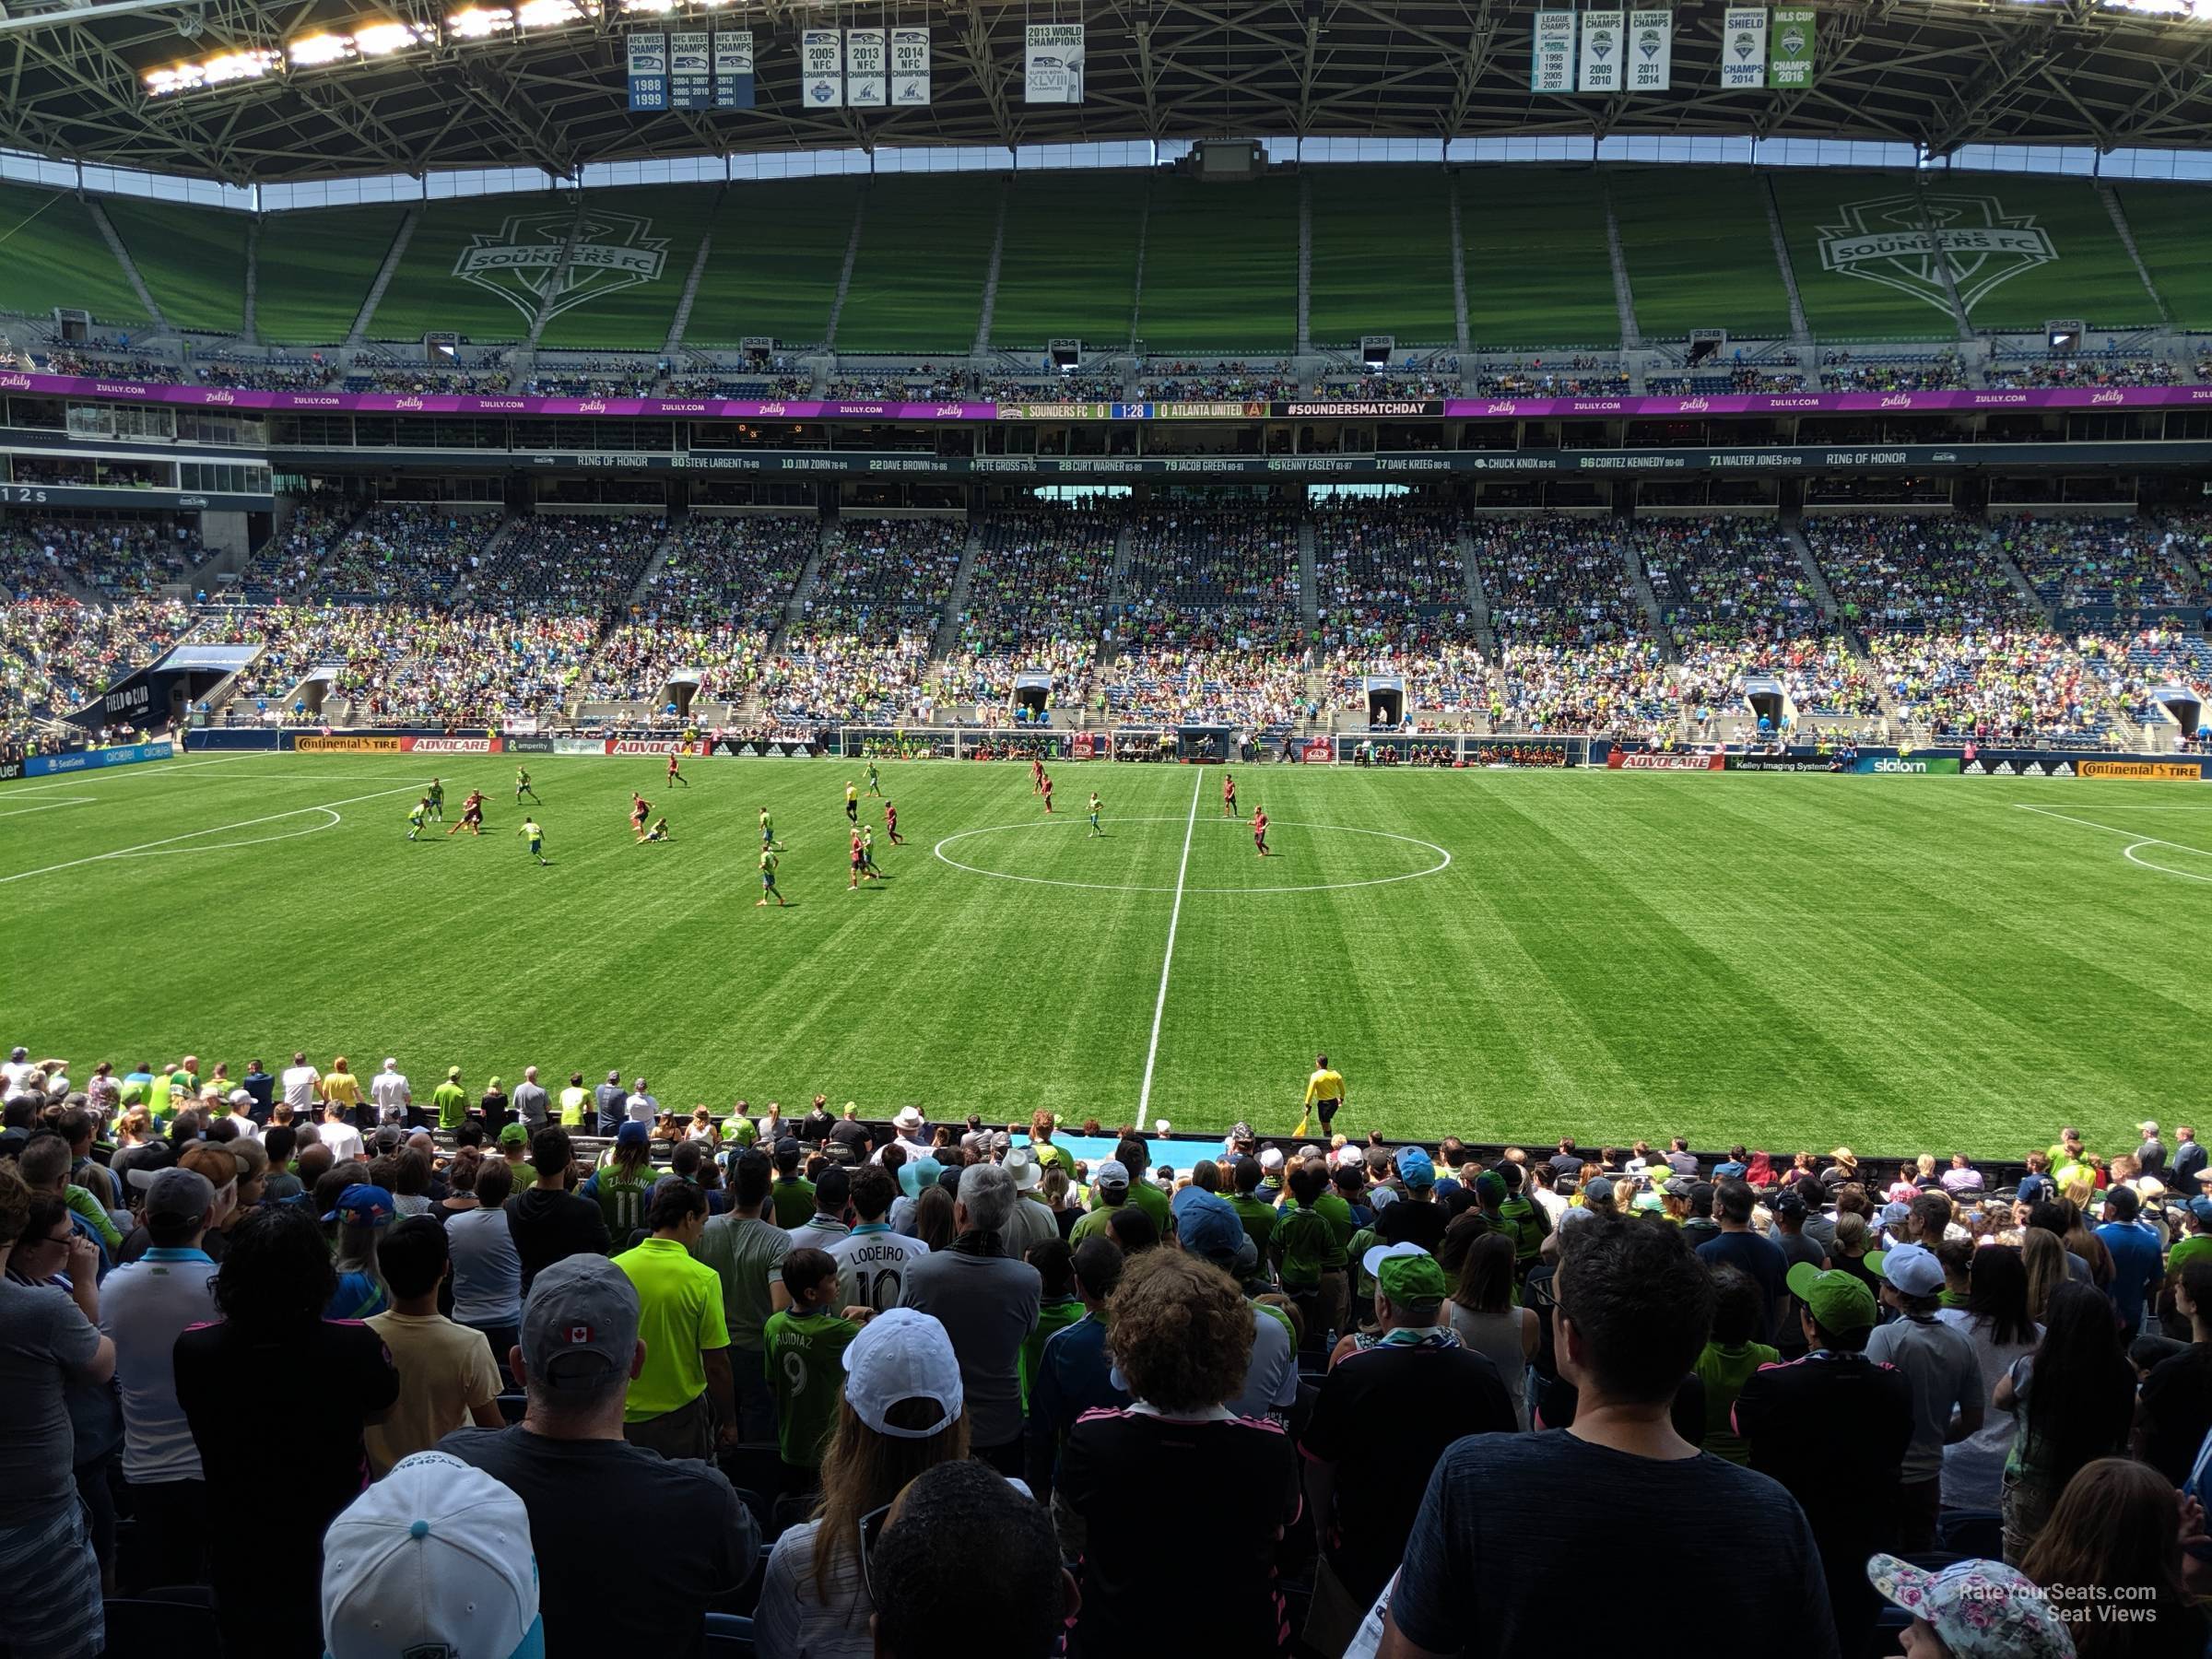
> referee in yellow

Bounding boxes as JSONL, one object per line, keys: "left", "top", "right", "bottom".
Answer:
{"left": 1296, "top": 1052, "right": 1346, "bottom": 1138}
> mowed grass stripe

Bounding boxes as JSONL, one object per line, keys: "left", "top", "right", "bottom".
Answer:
{"left": 10, "top": 758, "right": 2212, "bottom": 1154}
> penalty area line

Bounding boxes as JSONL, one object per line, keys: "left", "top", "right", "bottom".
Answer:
{"left": 0, "top": 783, "right": 421, "bottom": 885}
{"left": 1137, "top": 767, "right": 1204, "bottom": 1125}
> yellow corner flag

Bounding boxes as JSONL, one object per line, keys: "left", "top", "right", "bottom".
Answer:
{"left": 1291, "top": 1109, "right": 1311, "bottom": 1140}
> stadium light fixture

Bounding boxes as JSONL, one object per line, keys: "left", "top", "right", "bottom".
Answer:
{"left": 355, "top": 21, "right": 426, "bottom": 53}
{"left": 287, "top": 32, "right": 353, "bottom": 65}
{"left": 514, "top": 0, "right": 591, "bottom": 29}
{"left": 445, "top": 6, "right": 514, "bottom": 37}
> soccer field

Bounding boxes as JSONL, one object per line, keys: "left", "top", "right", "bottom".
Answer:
{"left": 6, "top": 752, "right": 2209, "bottom": 1158}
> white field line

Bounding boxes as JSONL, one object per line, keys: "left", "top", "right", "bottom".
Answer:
{"left": 0, "top": 783, "right": 421, "bottom": 885}
{"left": 0, "top": 796, "right": 95, "bottom": 820}
{"left": 2012, "top": 803, "right": 2212, "bottom": 859}
{"left": 1137, "top": 767, "right": 1204, "bottom": 1124}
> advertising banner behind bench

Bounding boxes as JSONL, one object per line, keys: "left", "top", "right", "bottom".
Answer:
{"left": 25, "top": 739, "right": 173, "bottom": 776}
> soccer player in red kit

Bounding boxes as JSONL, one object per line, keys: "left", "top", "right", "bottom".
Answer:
{"left": 1251, "top": 806, "right": 1269, "bottom": 855}
{"left": 1222, "top": 772, "right": 1238, "bottom": 817}
{"left": 666, "top": 748, "right": 688, "bottom": 788}
{"left": 1041, "top": 773, "right": 1055, "bottom": 815}
{"left": 885, "top": 802, "right": 905, "bottom": 845}
{"left": 1031, "top": 754, "right": 1045, "bottom": 794}
{"left": 446, "top": 789, "right": 487, "bottom": 837}
{"left": 629, "top": 793, "right": 651, "bottom": 834}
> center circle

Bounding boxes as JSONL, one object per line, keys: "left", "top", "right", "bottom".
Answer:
{"left": 932, "top": 816, "right": 1453, "bottom": 895}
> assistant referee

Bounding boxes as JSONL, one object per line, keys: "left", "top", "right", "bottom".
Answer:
{"left": 1303, "top": 1053, "right": 1346, "bottom": 1134}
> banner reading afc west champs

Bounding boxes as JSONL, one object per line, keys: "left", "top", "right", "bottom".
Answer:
{"left": 1024, "top": 23, "right": 1085, "bottom": 103}
{"left": 890, "top": 28, "right": 931, "bottom": 106}
{"left": 1531, "top": 11, "right": 1574, "bottom": 93}
{"left": 1577, "top": 11, "right": 1623, "bottom": 92}
{"left": 1720, "top": 7, "right": 1766, "bottom": 89}
{"left": 845, "top": 29, "right": 887, "bottom": 107}
{"left": 1769, "top": 6, "right": 1817, "bottom": 87}
{"left": 801, "top": 28, "right": 842, "bottom": 107}
{"left": 1626, "top": 9, "right": 1671, "bottom": 91}
{"left": 626, "top": 31, "right": 666, "bottom": 111}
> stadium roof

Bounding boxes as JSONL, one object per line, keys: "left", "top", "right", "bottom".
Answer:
{"left": 0, "top": 0, "right": 2207, "bottom": 183}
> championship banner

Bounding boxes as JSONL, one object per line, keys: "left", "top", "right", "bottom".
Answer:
{"left": 668, "top": 31, "right": 712, "bottom": 109}
{"left": 1024, "top": 23, "right": 1084, "bottom": 103}
{"left": 714, "top": 30, "right": 755, "bottom": 109}
{"left": 1627, "top": 9, "right": 1672, "bottom": 91}
{"left": 1606, "top": 750, "right": 1724, "bottom": 771}
{"left": 1531, "top": 10, "right": 1575, "bottom": 93}
{"left": 1720, "top": 7, "right": 1766, "bottom": 88}
{"left": 801, "top": 29, "right": 843, "bottom": 108}
{"left": 1768, "top": 7, "right": 1816, "bottom": 88}
{"left": 626, "top": 31, "right": 668, "bottom": 112}
{"left": 844, "top": 29, "right": 887, "bottom": 107}
{"left": 890, "top": 28, "right": 931, "bottom": 105}
{"left": 1578, "top": 12, "right": 1625, "bottom": 92}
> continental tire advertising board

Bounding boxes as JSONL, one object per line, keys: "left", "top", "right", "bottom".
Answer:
{"left": 2078, "top": 759, "right": 2205, "bottom": 782}
{"left": 1954, "top": 753, "right": 2206, "bottom": 779}
{"left": 291, "top": 735, "right": 411, "bottom": 754}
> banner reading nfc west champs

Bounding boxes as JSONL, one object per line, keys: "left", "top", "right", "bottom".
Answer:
{"left": 1720, "top": 7, "right": 1766, "bottom": 88}
{"left": 713, "top": 29, "right": 755, "bottom": 109}
{"left": 1578, "top": 12, "right": 1624, "bottom": 92}
{"left": 845, "top": 29, "right": 887, "bottom": 107}
{"left": 667, "top": 31, "right": 712, "bottom": 110}
{"left": 1531, "top": 11, "right": 1575, "bottom": 93}
{"left": 626, "top": 31, "right": 667, "bottom": 112}
{"left": 1626, "top": 10, "right": 1671, "bottom": 90}
{"left": 1768, "top": 7, "right": 1816, "bottom": 87}
{"left": 890, "top": 28, "right": 931, "bottom": 105}
{"left": 1024, "top": 23, "right": 1085, "bottom": 103}
{"left": 802, "top": 29, "right": 843, "bottom": 107}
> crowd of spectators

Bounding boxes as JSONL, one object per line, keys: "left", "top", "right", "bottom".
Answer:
{"left": 25, "top": 1042, "right": 2210, "bottom": 1658}
{"left": 2003, "top": 515, "right": 2201, "bottom": 619}
{"left": 0, "top": 518, "right": 202, "bottom": 598}
{"left": 345, "top": 365, "right": 514, "bottom": 396}
{"left": 589, "top": 514, "right": 815, "bottom": 708}
{"left": 191, "top": 356, "right": 333, "bottom": 393}
{"left": 981, "top": 372, "right": 1125, "bottom": 406}
{"left": 1808, "top": 514, "right": 2041, "bottom": 634}
{"left": 1312, "top": 367, "right": 1457, "bottom": 400}
{"left": 1817, "top": 351, "right": 1971, "bottom": 393}
{"left": 1136, "top": 361, "right": 1297, "bottom": 401}
{"left": 665, "top": 373, "right": 813, "bottom": 400}
{"left": 935, "top": 504, "right": 1113, "bottom": 712}
{"left": 766, "top": 517, "right": 966, "bottom": 724}
{"left": 1466, "top": 358, "right": 1629, "bottom": 398}
{"left": 525, "top": 359, "right": 663, "bottom": 399}
{"left": 1646, "top": 368, "right": 1806, "bottom": 395}
{"left": 1867, "top": 629, "right": 2127, "bottom": 744}
{"left": 1108, "top": 504, "right": 1309, "bottom": 727}
{"left": 0, "top": 595, "right": 190, "bottom": 744}
{"left": 1312, "top": 500, "right": 1488, "bottom": 718}
{"left": 825, "top": 370, "right": 967, "bottom": 402}
{"left": 1985, "top": 355, "right": 2185, "bottom": 391}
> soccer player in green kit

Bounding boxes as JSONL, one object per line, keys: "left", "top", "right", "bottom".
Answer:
{"left": 761, "top": 1249, "right": 861, "bottom": 1475}
{"left": 515, "top": 766, "right": 540, "bottom": 805}
{"left": 406, "top": 796, "right": 430, "bottom": 841}
{"left": 865, "top": 760, "right": 882, "bottom": 797}
{"left": 517, "top": 817, "right": 547, "bottom": 865}
{"left": 1088, "top": 792, "right": 1105, "bottom": 838}
{"left": 426, "top": 777, "right": 445, "bottom": 820}
{"left": 757, "top": 845, "right": 786, "bottom": 908}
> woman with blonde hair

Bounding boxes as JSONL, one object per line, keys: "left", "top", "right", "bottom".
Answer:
{"left": 686, "top": 1106, "right": 720, "bottom": 1146}
{"left": 754, "top": 1310, "right": 972, "bottom": 1659}
{"left": 2020, "top": 1227, "right": 2067, "bottom": 1323}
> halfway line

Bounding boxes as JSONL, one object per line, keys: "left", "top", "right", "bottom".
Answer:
{"left": 0, "top": 783, "right": 422, "bottom": 885}
{"left": 1137, "top": 766, "right": 1204, "bottom": 1124}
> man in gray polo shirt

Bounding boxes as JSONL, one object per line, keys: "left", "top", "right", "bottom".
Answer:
{"left": 900, "top": 1162, "right": 1041, "bottom": 1475}
{"left": 509, "top": 1066, "right": 549, "bottom": 1133}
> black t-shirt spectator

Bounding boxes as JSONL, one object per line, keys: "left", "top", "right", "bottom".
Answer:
{"left": 829, "top": 1118, "right": 871, "bottom": 1158}
{"left": 1391, "top": 1431, "right": 1838, "bottom": 1659}
{"left": 2142, "top": 1347, "right": 2212, "bottom": 1485}
{"left": 800, "top": 1109, "right": 837, "bottom": 1144}
{"left": 1387, "top": 1200, "right": 1449, "bottom": 1253}
{"left": 505, "top": 1187, "right": 611, "bottom": 1292}
{"left": 1732, "top": 1351, "right": 1912, "bottom": 1654}
{"left": 439, "top": 1426, "right": 758, "bottom": 1659}
{"left": 176, "top": 1319, "right": 399, "bottom": 1654}
{"left": 1300, "top": 1339, "right": 1516, "bottom": 1605}
{"left": 1547, "top": 1152, "right": 1583, "bottom": 1182}
{"left": 1059, "top": 1408, "right": 1300, "bottom": 1654}
{"left": 1697, "top": 1230, "right": 1790, "bottom": 1342}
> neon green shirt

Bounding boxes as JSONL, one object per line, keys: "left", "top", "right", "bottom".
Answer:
{"left": 613, "top": 1237, "right": 731, "bottom": 1421}
{"left": 431, "top": 1081, "right": 468, "bottom": 1129}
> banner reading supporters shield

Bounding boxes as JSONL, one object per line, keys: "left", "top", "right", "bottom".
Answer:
{"left": 845, "top": 29, "right": 887, "bottom": 107}
{"left": 713, "top": 30, "right": 754, "bottom": 109}
{"left": 667, "top": 32, "right": 712, "bottom": 109}
{"left": 1578, "top": 12, "right": 1625, "bottom": 92}
{"left": 1720, "top": 7, "right": 1766, "bottom": 88}
{"left": 890, "top": 29, "right": 931, "bottom": 105}
{"left": 1768, "top": 7, "right": 1816, "bottom": 88}
{"left": 626, "top": 31, "right": 667, "bottom": 112}
{"left": 1531, "top": 10, "right": 1575, "bottom": 93}
{"left": 801, "top": 29, "right": 843, "bottom": 108}
{"left": 1626, "top": 10, "right": 1672, "bottom": 90}
{"left": 1024, "top": 23, "right": 1085, "bottom": 103}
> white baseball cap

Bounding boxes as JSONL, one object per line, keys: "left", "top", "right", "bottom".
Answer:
{"left": 322, "top": 1451, "right": 543, "bottom": 1659}
{"left": 1257, "top": 1147, "right": 1286, "bottom": 1172}
{"left": 842, "top": 1309, "right": 963, "bottom": 1441}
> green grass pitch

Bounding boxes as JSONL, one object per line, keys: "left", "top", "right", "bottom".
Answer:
{"left": 6, "top": 754, "right": 2208, "bottom": 1159}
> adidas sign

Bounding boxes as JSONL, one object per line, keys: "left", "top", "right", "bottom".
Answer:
{"left": 2050, "top": 762, "right": 2074, "bottom": 777}
{"left": 1992, "top": 760, "right": 2018, "bottom": 775}
{"left": 2019, "top": 759, "right": 2047, "bottom": 777}
{"left": 1962, "top": 759, "right": 1986, "bottom": 775}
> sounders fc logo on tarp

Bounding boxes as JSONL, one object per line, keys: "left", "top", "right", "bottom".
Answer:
{"left": 454, "top": 210, "right": 669, "bottom": 325}
{"left": 1817, "top": 193, "right": 2056, "bottom": 319}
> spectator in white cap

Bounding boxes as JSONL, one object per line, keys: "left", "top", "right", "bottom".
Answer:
{"left": 370, "top": 1058, "right": 411, "bottom": 1128}
{"left": 998, "top": 1147, "right": 1058, "bottom": 1256}
{"left": 1067, "top": 1161, "right": 1130, "bottom": 1243}
{"left": 1864, "top": 1241, "right": 1983, "bottom": 1553}
{"left": 439, "top": 1253, "right": 759, "bottom": 1659}
{"left": 754, "top": 1308, "right": 971, "bottom": 1659}
{"left": 322, "top": 1451, "right": 542, "bottom": 1659}
{"left": 875, "top": 1104, "right": 929, "bottom": 1164}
